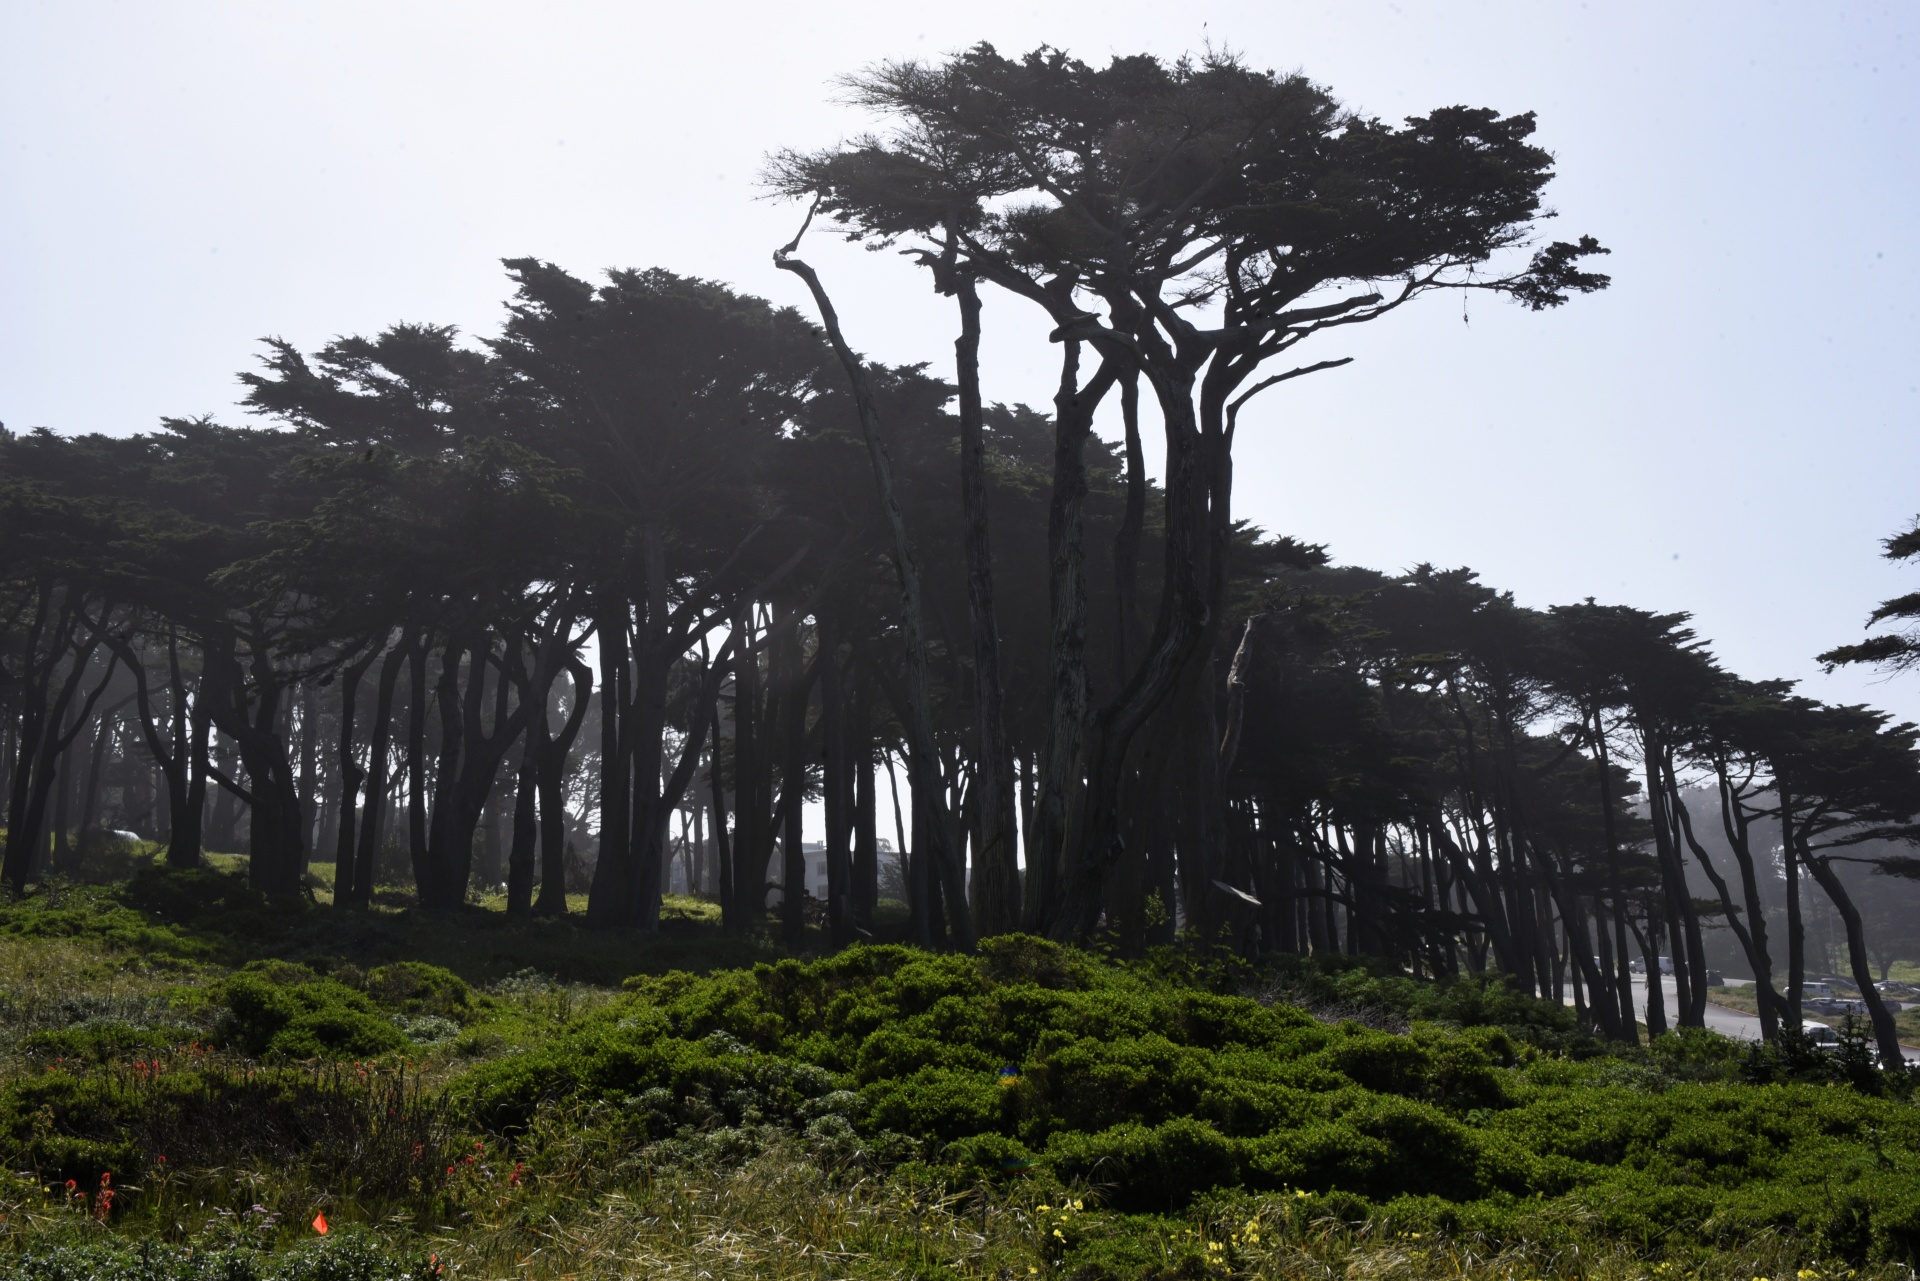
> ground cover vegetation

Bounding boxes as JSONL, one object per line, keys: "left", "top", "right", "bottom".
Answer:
{"left": 1, "top": 874, "right": 1919, "bottom": 1280}
{"left": 5, "top": 37, "right": 1920, "bottom": 1279}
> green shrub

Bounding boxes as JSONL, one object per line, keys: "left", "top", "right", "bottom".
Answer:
{"left": 1057, "top": 1211, "right": 1211, "bottom": 1281}
{"left": 363, "top": 961, "right": 484, "bottom": 1024}
{"left": 8, "top": 931, "right": 1883, "bottom": 1265}
{"left": 215, "top": 963, "right": 408, "bottom": 1060}
{"left": 443, "top": 937, "right": 1920, "bottom": 1262}
{"left": 1047, "top": 1117, "right": 1242, "bottom": 1211}
{"left": 117, "top": 865, "right": 302, "bottom": 941}
{"left": 20, "top": 1020, "right": 201, "bottom": 1063}
{"left": 0, "top": 889, "right": 208, "bottom": 960}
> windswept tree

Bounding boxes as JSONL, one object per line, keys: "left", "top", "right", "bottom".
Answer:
{"left": 491, "top": 262, "right": 825, "bottom": 929}
{"left": 1820, "top": 517, "right": 1920, "bottom": 674}
{"left": 1766, "top": 698, "right": 1920, "bottom": 1068}
{"left": 17, "top": 33, "right": 1920, "bottom": 1053}
{"left": 772, "top": 42, "right": 1610, "bottom": 940}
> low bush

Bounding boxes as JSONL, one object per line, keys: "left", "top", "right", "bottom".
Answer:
{"left": 204, "top": 959, "right": 487, "bottom": 1060}
{"left": 443, "top": 936, "right": 1920, "bottom": 1263}
{"left": 4, "top": 913, "right": 1919, "bottom": 1276}
{"left": 215, "top": 964, "right": 409, "bottom": 1060}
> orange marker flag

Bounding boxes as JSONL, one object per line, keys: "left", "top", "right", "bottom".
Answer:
{"left": 312, "top": 1212, "right": 329, "bottom": 1234}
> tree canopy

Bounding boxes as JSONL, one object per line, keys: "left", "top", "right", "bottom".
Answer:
{"left": 3, "top": 40, "right": 1916, "bottom": 1071}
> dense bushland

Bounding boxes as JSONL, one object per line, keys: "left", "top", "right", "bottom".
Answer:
{"left": 451, "top": 937, "right": 1920, "bottom": 1255}
{"left": 2, "top": 873, "right": 1919, "bottom": 1279}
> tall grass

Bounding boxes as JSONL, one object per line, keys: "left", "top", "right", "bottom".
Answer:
{"left": 9, "top": 1147, "right": 1916, "bottom": 1281}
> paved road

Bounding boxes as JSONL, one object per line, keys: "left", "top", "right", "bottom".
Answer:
{"left": 1608, "top": 976, "right": 1920, "bottom": 1063}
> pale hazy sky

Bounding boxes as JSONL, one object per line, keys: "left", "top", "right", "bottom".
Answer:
{"left": 4, "top": 1, "right": 1917, "bottom": 722}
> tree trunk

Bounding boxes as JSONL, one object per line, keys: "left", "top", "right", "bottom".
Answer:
{"left": 2, "top": 585, "right": 62, "bottom": 889}
{"left": 852, "top": 660, "right": 878, "bottom": 934}
{"left": 329, "top": 642, "right": 377, "bottom": 905}
{"left": 506, "top": 698, "right": 541, "bottom": 920}
{"left": 776, "top": 241, "right": 971, "bottom": 950}
{"left": 1714, "top": 767, "right": 1784, "bottom": 1035}
{"left": 5, "top": 605, "right": 113, "bottom": 890}
{"left": 952, "top": 273, "right": 1020, "bottom": 936}
{"left": 623, "top": 528, "right": 676, "bottom": 930}
{"left": 1632, "top": 913, "right": 1667, "bottom": 1037}
{"left": 349, "top": 636, "right": 410, "bottom": 908}
{"left": 1673, "top": 777, "right": 1778, "bottom": 1037}
{"left": 774, "top": 600, "right": 808, "bottom": 950}
{"left": 1111, "top": 369, "right": 1146, "bottom": 685}
{"left": 1781, "top": 785, "right": 1805, "bottom": 1031}
{"left": 111, "top": 628, "right": 205, "bottom": 871}
{"left": 202, "top": 628, "right": 303, "bottom": 896}
{"left": 406, "top": 641, "right": 430, "bottom": 889}
{"left": 589, "top": 603, "right": 635, "bottom": 924}
{"left": 1645, "top": 744, "right": 1707, "bottom": 1026}
{"left": 1052, "top": 361, "right": 1212, "bottom": 942}
{"left": 1799, "top": 851, "right": 1906, "bottom": 1068}
{"left": 1590, "top": 718, "right": 1639, "bottom": 1042}
{"left": 820, "top": 620, "right": 855, "bottom": 948}
{"left": 727, "top": 602, "right": 762, "bottom": 930}
{"left": 1026, "top": 341, "right": 1120, "bottom": 931}
{"left": 534, "top": 658, "right": 592, "bottom": 916}
{"left": 296, "top": 680, "right": 319, "bottom": 874}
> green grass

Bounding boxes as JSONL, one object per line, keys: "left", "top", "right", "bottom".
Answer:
{"left": 1, "top": 867, "right": 1918, "bottom": 1279}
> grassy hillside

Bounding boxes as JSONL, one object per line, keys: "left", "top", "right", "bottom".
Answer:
{"left": 1, "top": 866, "right": 1917, "bottom": 1280}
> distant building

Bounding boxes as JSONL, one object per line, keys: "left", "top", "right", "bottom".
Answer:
{"left": 768, "top": 838, "right": 895, "bottom": 904}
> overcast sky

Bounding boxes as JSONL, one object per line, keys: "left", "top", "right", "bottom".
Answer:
{"left": 4, "top": 1, "right": 1918, "bottom": 725}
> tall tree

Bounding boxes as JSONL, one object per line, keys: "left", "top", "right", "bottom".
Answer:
{"left": 493, "top": 262, "right": 816, "bottom": 928}
{"left": 778, "top": 43, "right": 1610, "bottom": 940}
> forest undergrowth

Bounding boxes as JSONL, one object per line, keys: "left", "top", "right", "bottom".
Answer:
{"left": 1, "top": 860, "right": 1918, "bottom": 1281}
